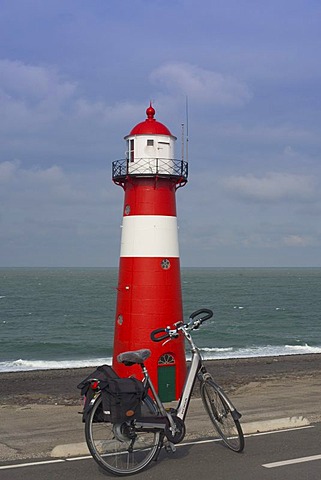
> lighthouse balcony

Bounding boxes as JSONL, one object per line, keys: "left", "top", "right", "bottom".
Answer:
{"left": 112, "top": 158, "right": 188, "bottom": 182}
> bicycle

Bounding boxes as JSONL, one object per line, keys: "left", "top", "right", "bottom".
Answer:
{"left": 84, "top": 309, "right": 244, "bottom": 476}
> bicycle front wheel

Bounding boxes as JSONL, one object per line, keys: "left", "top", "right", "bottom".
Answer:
{"left": 85, "top": 394, "right": 162, "bottom": 476}
{"left": 200, "top": 378, "right": 244, "bottom": 452}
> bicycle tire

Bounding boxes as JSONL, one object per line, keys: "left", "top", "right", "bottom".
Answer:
{"left": 200, "top": 378, "right": 244, "bottom": 452}
{"left": 85, "top": 394, "right": 162, "bottom": 476}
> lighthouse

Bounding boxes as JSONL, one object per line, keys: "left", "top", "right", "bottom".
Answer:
{"left": 112, "top": 105, "right": 188, "bottom": 401}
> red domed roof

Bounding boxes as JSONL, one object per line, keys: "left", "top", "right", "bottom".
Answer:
{"left": 127, "top": 104, "right": 174, "bottom": 137}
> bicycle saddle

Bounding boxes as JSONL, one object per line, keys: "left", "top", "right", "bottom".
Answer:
{"left": 117, "top": 349, "right": 151, "bottom": 365}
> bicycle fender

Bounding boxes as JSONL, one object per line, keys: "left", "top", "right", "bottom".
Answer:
{"left": 82, "top": 391, "right": 101, "bottom": 422}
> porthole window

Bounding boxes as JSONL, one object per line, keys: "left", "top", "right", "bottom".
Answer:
{"left": 161, "top": 259, "right": 171, "bottom": 270}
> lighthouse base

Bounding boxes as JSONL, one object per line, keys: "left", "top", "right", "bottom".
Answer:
{"left": 112, "top": 256, "right": 186, "bottom": 401}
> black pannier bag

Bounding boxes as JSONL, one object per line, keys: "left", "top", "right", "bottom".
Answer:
{"left": 77, "top": 364, "right": 120, "bottom": 394}
{"left": 102, "top": 377, "right": 146, "bottom": 423}
{"left": 77, "top": 364, "right": 120, "bottom": 422}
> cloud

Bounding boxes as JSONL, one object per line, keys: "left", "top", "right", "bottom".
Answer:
{"left": 222, "top": 172, "right": 317, "bottom": 202}
{"left": 0, "top": 59, "right": 77, "bottom": 137}
{"left": 0, "top": 59, "right": 145, "bottom": 163}
{"left": 0, "top": 58, "right": 143, "bottom": 125}
{"left": 150, "top": 62, "right": 252, "bottom": 106}
{"left": 282, "top": 235, "right": 314, "bottom": 247}
{"left": 213, "top": 123, "right": 315, "bottom": 144}
{"left": 0, "top": 59, "right": 76, "bottom": 104}
{"left": 0, "top": 160, "right": 19, "bottom": 182}
{"left": 0, "top": 160, "right": 116, "bottom": 206}
{"left": 0, "top": 160, "right": 122, "bottom": 266}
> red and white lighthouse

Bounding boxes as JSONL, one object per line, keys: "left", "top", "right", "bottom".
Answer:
{"left": 112, "top": 105, "right": 188, "bottom": 401}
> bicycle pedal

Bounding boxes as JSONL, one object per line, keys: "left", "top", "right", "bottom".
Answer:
{"left": 165, "top": 442, "right": 176, "bottom": 454}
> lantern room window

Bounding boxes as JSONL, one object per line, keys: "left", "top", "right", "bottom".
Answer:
{"left": 147, "top": 139, "right": 154, "bottom": 146}
{"left": 130, "top": 139, "right": 134, "bottom": 162}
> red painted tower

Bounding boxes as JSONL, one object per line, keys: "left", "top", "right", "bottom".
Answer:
{"left": 112, "top": 105, "right": 188, "bottom": 401}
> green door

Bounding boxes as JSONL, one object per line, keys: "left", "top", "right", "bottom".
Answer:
{"left": 158, "top": 365, "right": 176, "bottom": 402}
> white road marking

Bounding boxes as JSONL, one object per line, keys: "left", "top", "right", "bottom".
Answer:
{"left": 0, "top": 459, "right": 64, "bottom": 470}
{"left": 0, "top": 425, "right": 315, "bottom": 471}
{"left": 246, "top": 424, "right": 313, "bottom": 438}
{"left": 66, "top": 455, "right": 92, "bottom": 461}
{"left": 263, "top": 453, "right": 321, "bottom": 468}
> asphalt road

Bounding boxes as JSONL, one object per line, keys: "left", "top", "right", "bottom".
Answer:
{"left": 1, "top": 423, "right": 321, "bottom": 480}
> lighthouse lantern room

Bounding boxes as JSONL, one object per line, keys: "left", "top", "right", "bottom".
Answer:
{"left": 112, "top": 105, "right": 188, "bottom": 401}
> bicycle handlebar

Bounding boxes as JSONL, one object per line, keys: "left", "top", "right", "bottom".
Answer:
{"left": 150, "top": 328, "right": 170, "bottom": 343}
{"left": 189, "top": 308, "right": 213, "bottom": 324}
{"left": 150, "top": 308, "right": 214, "bottom": 342}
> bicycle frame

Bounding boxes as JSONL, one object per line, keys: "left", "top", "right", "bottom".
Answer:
{"left": 137, "top": 321, "right": 238, "bottom": 437}
{"left": 86, "top": 317, "right": 238, "bottom": 440}
{"left": 138, "top": 324, "right": 203, "bottom": 432}
{"left": 176, "top": 326, "right": 202, "bottom": 421}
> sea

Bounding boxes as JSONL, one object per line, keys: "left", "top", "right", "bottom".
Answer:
{"left": 1, "top": 267, "right": 321, "bottom": 373}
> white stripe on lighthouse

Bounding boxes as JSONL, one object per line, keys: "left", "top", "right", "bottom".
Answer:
{"left": 120, "top": 215, "right": 179, "bottom": 257}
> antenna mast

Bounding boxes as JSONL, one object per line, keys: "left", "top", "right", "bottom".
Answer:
{"left": 185, "top": 96, "right": 189, "bottom": 163}
{"left": 181, "top": 123, "right": 185, "bottom": 161}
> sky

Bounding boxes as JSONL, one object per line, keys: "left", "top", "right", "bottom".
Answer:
{"left": 1, "top": 0, "right": 321, "bottom": 267}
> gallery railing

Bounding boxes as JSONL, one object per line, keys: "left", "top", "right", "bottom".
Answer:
{"left": 112, "top": 158, "right": 188, "bottom": 184}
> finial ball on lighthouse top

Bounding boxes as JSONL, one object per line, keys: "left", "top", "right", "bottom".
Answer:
{"left": 146, "top": 104, "right": 156, "bottom": 119}
{"left": 128, "top": 104, "right": 176, "bottom": 138}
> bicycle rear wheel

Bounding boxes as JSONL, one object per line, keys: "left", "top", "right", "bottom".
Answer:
{"left": 200, "top": 378, "right": 244, "bottom": 452}
{"left": 85, "top": 394, "right": 162, "bottom": 476}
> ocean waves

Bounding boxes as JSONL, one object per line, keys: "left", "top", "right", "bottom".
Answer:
{"left": 198, "top": 344, "right": 321, "bottom": 360}
{"left": 0, "top": 357, "right": 113, "bottom": 373}
{"left": 2, "top": 267, "right": 321, "bottom": 372}
{"left": 1, "top": 344, "right": 321, "bottom": 372}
